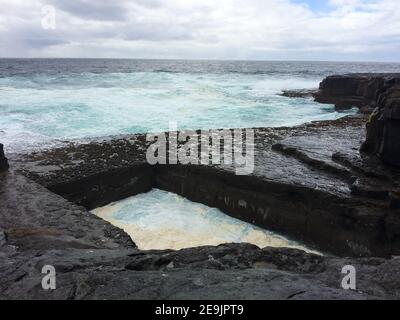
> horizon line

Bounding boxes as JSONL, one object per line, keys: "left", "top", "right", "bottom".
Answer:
{"left": 1, "top": 57, "right": 400, "bottom": 64}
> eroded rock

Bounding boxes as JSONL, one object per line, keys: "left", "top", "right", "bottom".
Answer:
{"left": 362, "top": 78, "right": 400, "bottom": 167}
{"left": 314, "top": 74, "right": 397, "bottom": 111}
{"left": 11, "top": 115, "right": 400, "bottom": 258}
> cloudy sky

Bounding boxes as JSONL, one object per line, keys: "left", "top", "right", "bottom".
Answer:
{"left": 0, "top": 0, "right": 399, "bottom": 61}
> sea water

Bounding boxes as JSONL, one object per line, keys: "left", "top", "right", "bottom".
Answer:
{"left": 92, "top": 189, "right": 320, "bottom": 253}
{"left": 2, "top": 59, "right": 400, "bottom": 153}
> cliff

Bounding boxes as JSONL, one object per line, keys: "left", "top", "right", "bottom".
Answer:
{"left": 361, "top": 77, "right": 400, "bottom": 167}
{"left": 314, "top": 74, "right": 400, "bottom": 111}
{"left": 313, "top": 73, "right": 400, "bottom": 168}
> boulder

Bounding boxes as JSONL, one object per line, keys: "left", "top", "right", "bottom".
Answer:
{"left": 0, "top": 144, "right": 8, "bottom": 172}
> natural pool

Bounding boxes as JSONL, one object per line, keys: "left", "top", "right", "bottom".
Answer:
{"left": 92, "top": 189, "right": 320, "bottom": 254}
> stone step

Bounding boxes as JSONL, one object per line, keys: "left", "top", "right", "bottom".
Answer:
{"left": 272, "top": 143, "right": 354, "bottom": 182}
{"left": 332, "top": 152, "right": 396, "bottom": 182}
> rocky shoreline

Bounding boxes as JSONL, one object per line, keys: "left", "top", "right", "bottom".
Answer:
{"left": 1, "top": 74, "right": 400, "bottom": 299}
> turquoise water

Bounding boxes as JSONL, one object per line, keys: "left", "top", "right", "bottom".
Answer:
{"left": 1, "top": 59, "right": 387, "bottom": 153}
{"left": 0, "top": 72, "right": 352, "bottom": 153}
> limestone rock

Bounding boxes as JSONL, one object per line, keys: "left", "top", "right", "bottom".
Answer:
{"left": 362, "top": 78, "right": 400, "bottom": 167}
{"left": 314, "top": 74, "right": 388, "bottom": 111}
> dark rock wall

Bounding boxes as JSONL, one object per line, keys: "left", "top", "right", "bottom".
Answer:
{"left": 25, "top": 159, "right": 396, "bottom": 257}
{"left": 314, "top": 74, "right": 387, "bottom": 111}
{"left": 362, "top": 78, "right": 400, "bottom": 167}
{"left": 0, "top": 144, "right": 9, "bottom": 172}
{"left": 314, "top": 74, "right": 400, "bottom": 168}
{"left": 155, "top": 165, "right": 394, "bottom": 257}
{"left": 48, "top": 164, "right": 154, "bottom": 210}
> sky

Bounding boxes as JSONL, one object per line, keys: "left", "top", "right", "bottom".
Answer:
{"left": 0, "top": 0, "right": 399, "bottom": 61}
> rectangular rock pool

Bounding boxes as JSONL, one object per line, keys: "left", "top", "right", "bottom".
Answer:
{"left": 92, "top": 189, "right": 320, "bottom": 254}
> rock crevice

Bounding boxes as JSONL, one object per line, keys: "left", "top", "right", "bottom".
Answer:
{"left": 0, "top": 144, "right": 9, "bottom": 172}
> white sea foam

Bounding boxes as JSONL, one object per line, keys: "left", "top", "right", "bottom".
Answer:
{"left": 92, "top": 189, "right": 321, "bottom": 254}
{"left": 0, "top": 72, "right": 354, "bottom": 153}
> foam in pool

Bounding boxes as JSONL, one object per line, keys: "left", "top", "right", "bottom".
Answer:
{"left": 92, "top": 189, "right": 320, "bottom": 254}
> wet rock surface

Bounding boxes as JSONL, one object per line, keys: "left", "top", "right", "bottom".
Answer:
{"left": 2, "top": 74, "right": 400, "bottom": 299}
{"left": 0, "top": 173, "right": 400, "bottom": 299}
{"left": 1, "top": 225, "right": 400, "bottom": 300}
{"left": 0, "top": 129, "right": 400, "bottom": 299}
{"left": 10, "top": 115, "right": 400, "bottom": 258}
{"left": 0, "top": 171, "right": 134, "bottom": 251}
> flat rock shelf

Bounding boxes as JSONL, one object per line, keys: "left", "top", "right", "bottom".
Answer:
{"left": 12, "top": 114, "right": 400, "bottom": 258}
{"left": 1, "top": 115, "right": 399, "bottom": 299}
{"left": 2, "top": 74, "right": 400, "bottom": 300}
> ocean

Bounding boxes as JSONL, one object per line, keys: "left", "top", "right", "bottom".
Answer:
{"left": 1, "top": 59, "right": 400, "bottom": 153}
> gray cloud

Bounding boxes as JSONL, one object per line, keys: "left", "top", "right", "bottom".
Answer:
{"left": 122, "top": 23, "right": 195, "bottom": 41}
{"left": 0, "top": 0, "right": 399, "bottom": 61}
{"left": 133, "top": 0, "right": 163, "bottom": 9}
{"left": 49, "top": 0, "right": 129, "bottom": 21}
{"left": 23, "top": 37, "right": 68, "bottom": 48}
